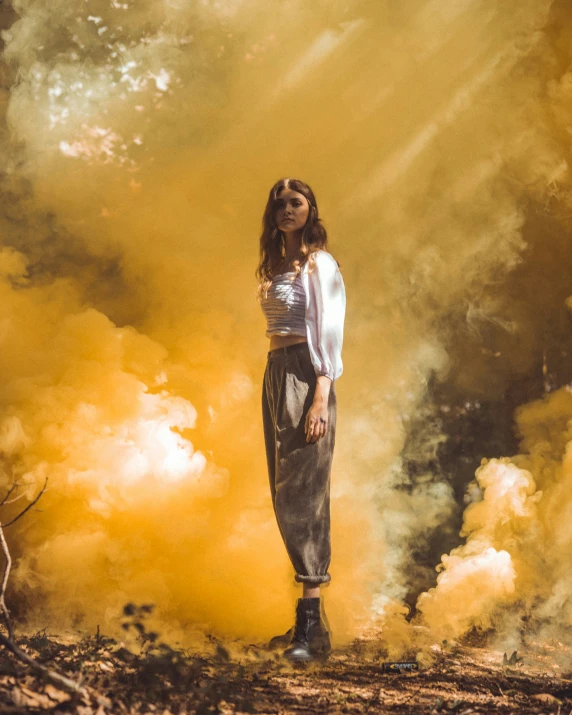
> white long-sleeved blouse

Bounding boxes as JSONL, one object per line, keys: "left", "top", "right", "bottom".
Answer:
{"left": 260, "top": 250, "right": 346, "bottom": 381}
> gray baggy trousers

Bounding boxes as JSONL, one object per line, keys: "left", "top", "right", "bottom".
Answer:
{"left": 262, "top": 341, "right": 337, "bottom": 584}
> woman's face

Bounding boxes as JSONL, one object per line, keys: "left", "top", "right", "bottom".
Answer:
{"left": 275, "top": 189, "right": 310, "bottom": 235}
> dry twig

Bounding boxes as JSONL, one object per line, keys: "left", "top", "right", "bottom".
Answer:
{"left": 0, "top": 477, "right": 47, "bottom": 639}
{"left": 0, "top": 478, "right": 93, "bottom": 700}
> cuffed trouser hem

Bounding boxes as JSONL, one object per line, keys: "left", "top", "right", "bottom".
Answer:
{"left": 295, "top": 573, "right": 331, "bottom": 584}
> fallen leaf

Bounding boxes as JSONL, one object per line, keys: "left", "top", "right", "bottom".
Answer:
{"left": 44, "top": 683, "right": 71, "bottom": 703}
{"left": 532, "top": 693, "right": 562, "bottom": 705}
{"left": 11, "top": 688, "right": 24, "bottom": 707}
{"left": 12, "top": 685, "right": 52, "bottom": 708}
{"left": 95, "top": 694, "right": 113, "bottom": 709}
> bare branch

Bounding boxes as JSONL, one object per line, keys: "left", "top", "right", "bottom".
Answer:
{"left": 4, "top": 493, "right": 27, "bottom": 505}
{"left": 2, "top": 477, "right": 48, "bottom": 528}
{"left": 0, "top": 482, "right": 18, "bottom": 507}
{"left": 0, "top": 478, "right": 48, "bottom": 640}
{"left": 0, "top": 480, "right": 36, "bottom": 507}
{"left": 0, "top": 477, "right": 99, "bottom": 703}
{"left": 0, "top": 527, "right": 13, "bottom": 639}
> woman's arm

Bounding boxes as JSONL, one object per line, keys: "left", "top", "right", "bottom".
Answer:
{"left": 305, "top": 375, "right": 332, "bottom": 443}
{"left": 302, "top": 251, "right": 346, "bottom": 442}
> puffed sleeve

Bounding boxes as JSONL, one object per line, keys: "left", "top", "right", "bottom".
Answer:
{"left": 301, "top": 250, "right": 346, "bottom": 381}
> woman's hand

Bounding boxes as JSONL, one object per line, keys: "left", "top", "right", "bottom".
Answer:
{"left": 305, "top": 375, "right": 332, "bottom": 443}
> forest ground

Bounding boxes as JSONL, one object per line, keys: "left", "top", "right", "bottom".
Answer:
{"left": 2, "top": 624, "right": 571, "bottom": 715}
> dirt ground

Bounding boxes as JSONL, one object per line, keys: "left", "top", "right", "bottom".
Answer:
{"left": 2, "top": 625, "right": 572, "bottom": 715}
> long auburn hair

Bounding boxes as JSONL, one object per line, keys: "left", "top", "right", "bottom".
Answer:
{"left": 255, "top": 178, "right": 340, "bottom": 300}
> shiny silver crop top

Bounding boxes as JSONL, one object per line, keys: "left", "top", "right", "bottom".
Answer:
{"left": 260, "top": 271, "right": 306, "bottom": 338}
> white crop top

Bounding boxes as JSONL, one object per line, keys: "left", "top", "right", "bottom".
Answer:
{"left": 261, "top": 271, "right": 307, "bottom": 338}
{"left": 260, "top": 250, "right": 346, "bottom": 381}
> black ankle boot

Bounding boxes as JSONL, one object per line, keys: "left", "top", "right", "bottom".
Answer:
{"left": 283, "top": 597, "right": 332, "bottom": 663}
{"left": 267, "top": 626, "right": 294, "bottom": 650}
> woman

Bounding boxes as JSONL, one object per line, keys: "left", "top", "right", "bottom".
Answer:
{"left": 256, "top": 177, "right": 346, "bottom": 662}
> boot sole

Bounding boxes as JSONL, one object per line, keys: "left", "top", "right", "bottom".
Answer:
{"left": 283, "top": 648, "right": 332, "bottom": 664}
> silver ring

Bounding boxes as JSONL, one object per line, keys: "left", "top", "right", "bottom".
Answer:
{"left": 319, "top": 418, "right": 326, "bottom": 423}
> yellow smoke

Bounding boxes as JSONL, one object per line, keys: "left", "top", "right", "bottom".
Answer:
{"left": 418, "top": 388, "right": 572, "bottom": 646}
{"left": 1, "top": 0, "right": 572, "bottom": 647}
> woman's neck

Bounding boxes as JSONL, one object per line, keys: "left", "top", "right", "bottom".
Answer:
{"left": 283, "top": 231, "right": 302, "bottom": 257}
{"left": 277, "top": 258, "right": 299, "bottom": 272}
